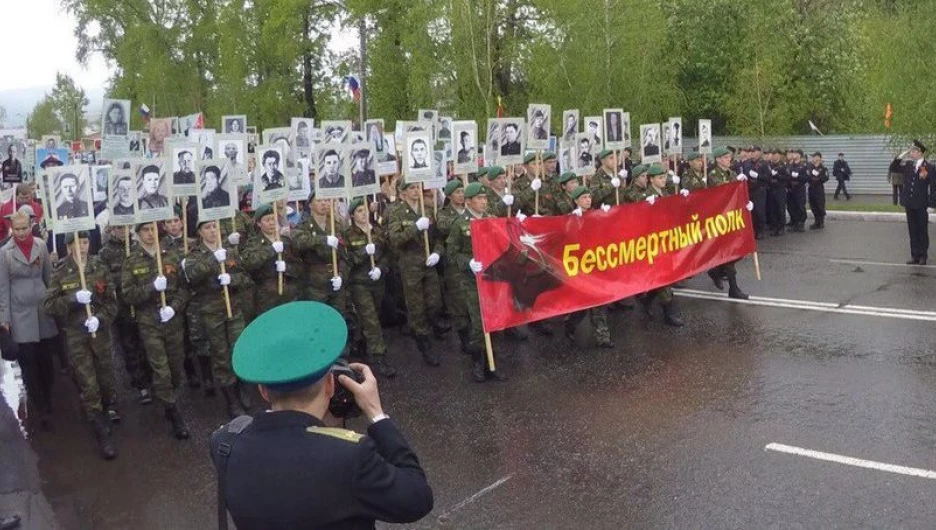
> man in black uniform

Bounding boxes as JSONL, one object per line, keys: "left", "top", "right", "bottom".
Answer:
{"left": 832, "top": 152, "right": 851, "bottom": 200}
{"left": 741, "top": 145, "right": 769, "bottom": 239}
{"left": 766, "top": 149, "right": 788, "bottom": 236}
{"left": 785, "top": 149, "right": 809, "bottom": 232}
{"left": 890, "top": 140, "right": 936, "bottom": 265}
{"left": 807, "top": 152, "right": 829, "bottom": 229}
{"left": 210, "top": 302, "right": 433, "bottom": 529}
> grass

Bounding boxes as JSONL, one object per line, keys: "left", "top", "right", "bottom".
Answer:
{"left": 825, "top": 202, "right": 904, "bottom": 213}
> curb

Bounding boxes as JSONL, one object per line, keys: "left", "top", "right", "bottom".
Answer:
{"left": 824, "top": 210, "right": 912, "bottom": 223}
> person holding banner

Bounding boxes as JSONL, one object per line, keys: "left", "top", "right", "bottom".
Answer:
{"left": 184, "top": 219, "right": 252, "bottom": 418}
{"left": 623, "top": 165, "right": 649, "bottom": 203}
{"left": 484, "top": 167, "right": 514, "bottom": 218}
{"left": 590, "top": 150, "right": 619, "bottom": 208}
{"left": 120, "top": 223, "right": 192, "bottom": 440}
{"left": 680, "top": 153, "right": 706, "bottom": 191}
{"left": 446, "top": 182, "right": 506, "bottom": 382}
{"left": 636, "top": 165, "right": 685, "bottom": 327}
{"left": 44, "top": 231, "right": 119, "bottom": 459}
{"left": 706, "top": 148, "right": 750, "bottom": 299}
{"left": 555, "top": 172, "right": 580, "bottom": 214}
{"left": 436, "top": 180, "right": 472, "bottom": 352}
{"left": 343, "top": 197, "right": 394, "bottom": 378}
{"left": 241, "top": 204, "right": 300, "bottom": 316}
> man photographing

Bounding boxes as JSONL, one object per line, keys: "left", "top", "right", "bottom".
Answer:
{"left": 210, "top": 302, "right": 433, "bottom": 530}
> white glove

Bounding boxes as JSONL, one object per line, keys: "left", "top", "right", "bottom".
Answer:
{"left": 415, "top": 217, "right": 430, "bottom": 231}
{"left": 572, "top": 207, "right": 583, "bottom": 217}
{"left": 159, "top": 306, "right": 176, "bottom": 323}
{"left": 218, "top": 273, "right": 231, "bottom": 286}
{"left": 530, "top": 178, "right": 542, "bottom": 191}
{"left": 368, "top": 267, "right": 382, "bottom": 281}
{"left": 771, "top": 169, "right": 778, "bottom": 176}
{"left": 153, "top": 275, "right": 167, "bottom": 292}
{"left": 325, "top": 235, "right": 339, "bottom": 248}
{"left": 618, "top": 169, "right": 629, "bottom": 179}
{"left": 75, "top": 289, "right": 92, "bottom": 305}
{"left": 365, "top": 243, "right": 376, "bottom": 255}
{"left": 811, "top": 169, "right": 819, "bottom": 176}
{"left": 275, "top": 260, "right": 286, "bottom": 272}
{"left": 746, "top": 201, "right": 754, "bottom": 211}
{"left": 749, "top": 170, "right": 759, "bottom": 178}
{"left": 426, "top": 252, "right": 440, "bottom": 267}
{"left": 227, "top": 232, "right": 241, "bottom": 246}
{"left": 84, "top": 316, "right": 100, "bottom": 334}
{"left": 330, "top": 276, "right": 342, "bottom": 291}
{"left": 645, "top": 195, "right": 656, "bottom": 205}
{"left": 516, "top": 210, "right": 528, "bottom": 223}
{"left": 600, "top": 204, "right": 611, "bottom": 213}
{"left": 791, "top": 171, "right": 800, "bottom": 178}
{"left": 503, "top": 194, "right": 514, "bottom": 206}
{"left": 671, "top": 175, "right": 681, "bottom": 185}
{"left": 469, "top": 259, "right": 483, "bottom": 273}
{"left": 213, "top": 248, "right": 227, "bottom": 262}
{"left": 271, "top": 241, "right": 284, "bottom": 253}
{"left": 736, "top": 174, "right": 748, "bottom": 181}
{"left": 611, "top": 177, "right": 621, "bottom": 188}
{"left": 679, "top": 189, "right": 689, "bottom": 197}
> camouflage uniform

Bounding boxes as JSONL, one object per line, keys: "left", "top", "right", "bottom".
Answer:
{"left": 387, "top": 200, "right": 445, "bottom": 339}
{"left": 622, "top": 183, "right": 651, "bottom": 204}
{"left": 98, "top": 233, "right": 149, "bottom": 391}
{"left": 342, "top": 223, "right": 388, "bottom": 359}
{"left": 163, "top": 232, "right": 212, "bottom": 386}
{"left": 589, "top": 167, "right": 617, "bottom": 208}
{"left": 120, "top": 245, "right": 190, "bottom": 405}
{"left": 219, "top": 211, "right": 257, "bottom": 321}
{"left": 518, "top": 178, "right": 562, "bottom": 216}
{"left": 44, "top": 254, "right": 117, "bottom": 417}
{"left": 681, "top": 166, "right": 706, "bottom": 191}
{"left": 436, "top": 203, "right": 469, "bottom": 338}
{"left": 240, "top": 232, "right": 300, "bottom": 316}
{"left": 705, "top": 165, "right": 747, "bottom": 299}
{"left": 291, "top": 216, "right": 349, "bottom": 315}
{"left": 554, "top": 188, "right": 577, "bottom": 215}
{"left": 485, "top": 187, "right": 511, "bottom": 217}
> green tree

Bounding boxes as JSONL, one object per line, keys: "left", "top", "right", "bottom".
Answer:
{"left": 49, "top": 73, "right": 88, "bottom": 141}
{"left": 27, "top": 97, "right": 63, "bottom": 138}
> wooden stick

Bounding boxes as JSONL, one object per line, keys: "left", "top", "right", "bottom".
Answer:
{"left": 614, "top": 150, "right": 620, "bottom": 205}
{"left": 506, "top": 166, "right": 513, "bottom": 217}
{"left": 753, "top": 251, "right": 762, "bottom": 281}
{"left": 703, "top": 152, "right": 708, "bottom": 185}
{"left": 483, "top": 332, "right": 496, "bottom": 372}
{"left": 417, "top": 184, "right": 430, "bottom": 258}
{"left": 364, "top": 196, "right": 376, "bottom": 270}
{"left": 460, "top": 173, "right": 468, "bottom": 187}
{"left": 72, "top": 235, "right": 96, "bottom": 338}
{"left": 218, "top": 258, "right": 233, "bottom": 319}
{"left": 151, "top": 223, "right": 167, "bottom": 309}
{"left": 534, "top": 150, "right": 541, "bottom": 215}
{"left": 273, "top": 201, "right": 284, "bottom": 296}
{"left": 433, "top": 188, "right": 439, "bottom": 217}
{"left": 329, "top": 199, "right": 339, "bottom": 273}
{"left": 181, "top": 200, "right": 188, "bottom": 253}
{"left": 124, "top": 229, "right": 135, "bottom": 319}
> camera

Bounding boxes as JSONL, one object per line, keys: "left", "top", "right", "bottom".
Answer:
{"left": 328, "top": 359, "right": 363, "bottom": 419}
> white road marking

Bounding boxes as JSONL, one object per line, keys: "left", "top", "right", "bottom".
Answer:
{"left": 675, "top": 288, "right": 936, "bottom": 322}
{"left": 436, "top": 474, "right": 514, "bottom": 522}
{"left": 830, "top": 258, "right": 936, "bottom": 269}
{"left": 765, "top": 443, "right": 936, "bottom": 480}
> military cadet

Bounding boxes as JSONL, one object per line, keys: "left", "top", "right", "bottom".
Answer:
{"left": 889, "top": 140, "right": 936, "bottom": 264}
{"left": 706, "top": 148, "right": 750, "bottom": 299}
{"left": 554, "top": 172, "right": 579, "bottom": 215}
{"left": 387, "top": 179, "right": 447, "bottom": 366}
{"left": 589, "top": 149, "right": 621, "bottom": 208}
{"left": 806, "top": 152, "right": 829, "bottom": 229}
{"left": 241, "top": 204, "right": 300, "bottom": 317}
{"left": 220, "top": 206, "right": 254, "bottom": 251}
{"left": 184, "top": 219, "right": 252, "bottom": 418}
{"left": 120, "top": 223, "right": 191, "bottom": 440}
{"left": 97, "top": 223, "right": 152, "bottom": 403}
{"left": 638, "top": 165, "right": 685, "bottom": 327}
{"left": 436, "top": 180, "right": 472, "bottom": 351}
{"left": 622, "top": 164, "right": 650, "bottom": 203}
{"left": 343, "top": 197, "right": 394, "bottom": 377}
{"left": 518, "top": 158, "right": 558, "bottom": 216}
{"left": 210, "top": 302, "right": 433, "bottom": 529}
{"left": 44, "top": 231, "right": 119, "bottom": 459}
{"left": 160, "top": 206, "right": 186, "bottom": 251}
{"left": 740, "top": 145, "right": 769, "bottom": 239}
{"left": 680, "top": 153, "right": 706, "bottom": 191}
{"left": 513, "top": 154, "right": 538, "bottom": 196}
{"left": 290, "top": 193, "right": 351, "bottom": 324}
{"left": 543, "top": 151, "right": 559, "bottom": 178}
{"left": 484, "top": 166, "right": 515, "bottom": 217}
{"left": 446, "top": 182, "right": 507, "bottom": 381}
{"left": 785, "top": 149, "right": 810, "bottom": 232}
{"left": 560, "top": 186, "right": 614, "bottom": 347}
{"left": 766, "top": 149, "right": 789, "bottom": 236}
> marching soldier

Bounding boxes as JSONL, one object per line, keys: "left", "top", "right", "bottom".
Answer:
{"left": 554, "top": 172, "right": 580, "bottom": 215}
{"left": 436, "top": 180, "right": 471, "bottom": 351}
{"left": 680, "top": 153, "right": 706, "bottom": 191}
{"left": 706, "top": 148, "right": 750, "bottom": 299}
{"left": 484, "top": 166, "right": 515, "bottom": 217}
{"left": 741, "top": 145, "right": 769, "bottom": 239}
{"left": 44, "top": 231, "right": 119, "bottom": 459}
{"left": 184, "top": 219, "right": 252, "bottom": 418}
{"left": 387, "top": 179, "right": 448, "bottom": 366}
{"left": 622, "top": 164, "right": 650, "bottom": 203}
{"left": 766, "top": 149, "right": 789, "bottom": 236}
{"left": 519, "top": 158, "right": 561, "bottom": 216}
{"left": 219, "top": 206, "right": 254, "bottom": 251}
{"left": 590, "top": 149, "right": 619, "bottom": 208}
{"left": 785, "top": 149, "right": 809, "bottom": 232}
{"left": 343, "top": 197, "right": 394, "bottom": 377}
{"left": 291, "top": 193, "right": 351, "bottom": 327}
{"left": 807, "top": 152, "right": 829, "bottom": 229}
{"left": 120, "top": 223, "right": 191, "bottom": 440}
{"left": 638, "top": 164, "right": 685, "bottom": 327}
{"left": 446, "top": 182, "right": 506, "bottom": 382}
{"left": 889, "top": 140, "right": 936, "bottom": 264}
{"left": 241, "top": 204, "right": 301, "bottom": 316}
{"left": 160, "top": 206, "right": 186, "bottom": 251}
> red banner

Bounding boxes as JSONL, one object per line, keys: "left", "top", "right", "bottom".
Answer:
{"left": 470, "top": 182, "right": 756, "bottom": 332}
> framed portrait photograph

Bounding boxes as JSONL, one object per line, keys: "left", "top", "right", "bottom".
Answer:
{"left": 288, "top": 157, "right": 312, "bottom": 203}
{"left": 418, "top": 109, "right": 439, "bottom": 138}
{"left": 667, "top": 117, "right": 683, "bottom": 156}
{"left": 377, "top": 133, "right": 398, "bottom": 177}
{"left": 425, "top": 146, "right": 451, "bottom": 190}
{"left": 320, "top": 120, "right": 352, "bottom": 146}
{"left": 350, "top": 141, "right": 379, "bottom": 196}
{"left": 108, "top": 168, "right": 138, "bottom": 226}
{"left": 196, "top": 158, "right": 234, "bottom": 222}
{"left": 561, "top": 110, "right": 580, "bottom": 145}
{"left": 603, "top": 108, "right": 625, "bottom": 150}
{"left": 291, "top": 118, "right": 313, "bottom": 156}
{"left": 93, "top": 165, "right": 110, "bottom": 203}
{"left": 698, "top": 119, "right": 713, "bottom": 154}
{"left": 364, "top": 120, "right": 385, "bottom": 154}
{"left": 41, "top": 135, "right": 61, "bottom": 150}
{"left": 45, "top": 164, "right": 95, "bottom": 232}
{"left": 394, "top": 121, "right": 430, "bottom": 148}
{"left": 583, "top": 116, "right": 604, "bottom": 151}
{"left": 640, "top": 123, "right": 663, "bottom": 164}
{"left": 497, "top": 118, "right": 525, "bottom": 166}
{"left": 452, "top": 120, "right": 478, "bottom": 175}
{"left": 527, "top": 104, "right": 551, "bottom": 150}
{"left": 182, "top": 113, "right": 203, "bottom": 137}
{"left": 573, "top": 133, "right": 596, "bottom": 177}
{"left": 149, "top": 118, "right": 173, "bottom": 155}
{"left": 128, "top": 131, "right": 145, "bottom": 157}
{"left": 402, "top": 131, "right": 433, "bottom": 183}
{"left": 135, "top": 159, "right": 173, "bottom": 223}
{"left": 314, "top": 143, "right": 349, "bottom": 200}
{"left": 170, "top": 143, "right": 199, "bottom": 197}
{"left": 101, "top": 99, "right": 131, "bottom": 160}
{"left": 35, "top": 147, "right": 67, "bottom": 173}
{"left": 215, "top": 134, "right": 248, "bottom": 185}
{"left": 191, "top": 129, "right": 217, "bottom": 160}
{"left": 437, "top": 116, "right": 452, "bottom": 142}
{"left": 222, "top": 115, "right": 247, "bottom": 134}
{"left": 254, "top": 145, "right": 288, "bottom": 205}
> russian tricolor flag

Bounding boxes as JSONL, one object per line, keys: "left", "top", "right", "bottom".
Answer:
{"left": 139, "top": 104, "right": 150, "bottom": 122}
{"left": 344, "top": 76, "right": 361, "bottom": 103}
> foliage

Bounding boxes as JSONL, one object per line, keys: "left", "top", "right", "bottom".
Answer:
{"left": 48, "top": 73, "right": 89, "bottom": 140}
{"left": 27, "top": 97, "right": 63, "bottom": 139}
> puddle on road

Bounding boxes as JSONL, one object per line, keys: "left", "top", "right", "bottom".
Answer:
{"left": 1, "top": 360, "right": 27, "bottom": 437}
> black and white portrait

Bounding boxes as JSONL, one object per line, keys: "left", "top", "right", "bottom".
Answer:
{"left": 128, "top": 131, "right": 146, "bottom": 155}
{"left": 197, "top": 160, "right": 233, "bottom": 220}
{"left": 418, "top": 109, "right": 439, "bottom": 138}
{"left": 562, "top": 110, "right": 580, "bottom": 145}
{"left": 495, "top": 119, "right": 525, "bottom": 165}
{"left": 527, "top": 104, "right": 551, "bottom": 150}
{"left": 622, "top": 112, "right": 632, "bottom": 148}
{"left": 93, "top": 166, "right": 110, "bottom": 203}
{"left": 109, "top": 170, "right": 137, "bottom": 225}
{"left": 640, "top": 123, "right": 663, "bottom": 164}
{"left": 698, "top": 119, "right": 712, "bottom": 154}
{"left": 41, "top": 135, "right": 60, "bottom": 150}
{"left": 668, "top": 117, "right": 682, "bottom": 155}
{"left": 45, "top": 165, "right": 95, "bottom": 232}
{"left": 136, "top": 161, "right": 172, "bottom": 222}
{"left": 287, "top": 157, "right": 312, "bottom": 202}
{"left": 191, "top": 129, "right": 216, "bottom": 160}
{"left": 365, "top": 120, "right": 385, "bottom": 154}
{"left": 574, "top": 133, "right": 595, "bottom": 177}
{"left": 377, "top": 133, "right": 398, "bottom": 177}
{"left": 223, "top": 115, "right": 247, "bottom": 134}
{"left": 216, "top": 134, "right": 247, "bottom": 185}
{"left": 171, "top": 144, "right": 199, "bottom": 197}
{"left": 584, "top": 116, "right": 603, "bottom": 151}
{"left": 259, "top": 147, "right": 285, "bottom": 191}
{"left": 291, "top": 118, "right": 313, "bottom": 153}
{"left": 403, "top": 132, "right": 433, "bottom": 183}
{"left": 102, "top": 99, "right": 130, "bottom": 137}
{"left": 437, "top": 117, "right": 452, "bottom": 141}
{"left": 603, "top": 108, "right": 625, "bottom": 150}
{"left": 314, "top": 144, "right": 348, "bottom": 200}
{"left": 351, "top": 143, "right": 379, "bottom": 196}
{"left": 320, "top": 120, "right": 352, "bottom": 146}
{"left": 452, "top": 120, "right": 478, "bottom": 175}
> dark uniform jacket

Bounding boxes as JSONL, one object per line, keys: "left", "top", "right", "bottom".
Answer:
{"left": 44, "top": 255, "right": 117, "bottom": 332}
{"left": 833, "top": 160, "right": 851, "bottom": 181}
{"left": 121, "top": 245, "right": 190, "bottom": 325}
{"left": 767, "top": 162, "right": 788, "bottom": 189}
{"left": 210, "top": 411, "right": 433, "bottom": 530}
{"left": 807, "top": 163, "right": 829, "bottom": 189}
{"left": 890, "top": 158, "right": 936, "bottom": 210}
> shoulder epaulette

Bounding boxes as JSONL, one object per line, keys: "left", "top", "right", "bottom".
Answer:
{"left": 306, "top": 426, "right": 363, "bottom": 443}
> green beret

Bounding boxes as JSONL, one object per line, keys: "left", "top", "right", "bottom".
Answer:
{"left": 523, "top": 152, "right": 537, "bottom": 164}
{"left": 254, "top": 203, "right": 274, "bottom": 221}
{"left": 713, "top": 147, "right": 731, "bottom": 158}
{"left": 558, "top": 171, "right": 578, "bottom": 184}
{"left": 443, "top": 179, "right": 463, "bottom": 197}
{"left": 570, "top": 186, "right": 590, "bottom": 201}
{"left": 476, "top": 167, "right": 489, "bottom": 179}
{"left": 233, "top": 302, "right": 347, "bottom": 391}
{"left": 397, "top": 178, "right": 418, "bottom": 190}
{"left": 686, "top": 152, "right": 700, "bottom": 161}
{"left": 598, "top": 149, "right": 614, "bottom": 161}
{"left": 134, "top": 223, "right": 149, "bottom": 232}
{"left": 64, "top": 231, "right": 90, "bottom": 245}
{"left": 647, "top": 163, "right": 666, "bottom": 176}
{"left": 632, "top": 164, "right": 647, "bottom": 176}
{"left": 348, "top": 197, "right": 366, "bottom": 215}
{"left": 487, "top": 166, "right": 506, "bottom": 178}
{"left": 464, "top": 182, "right": 485, "bottom": 199}
{"left": 173, "top": 204, "right": 183, "bottom": 218}
{"left": 542, "top": 151, "right": 557, "bottom": 161}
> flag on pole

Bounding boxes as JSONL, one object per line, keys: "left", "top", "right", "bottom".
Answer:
{"left": 808, "top": 120, "right": 824, "bottom": 136}
{"left": 344, "top": 76, "right": 361, "bottom": 102}
{"left": 139, "top": 104, "right": 150, "bottom": 122}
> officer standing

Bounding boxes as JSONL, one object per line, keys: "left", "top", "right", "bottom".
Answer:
{"left": 44, "top": 231, "right": 119, "bottom": 459}
{"left": 807, "top": 152, "right": 829, "bottom": 229}
{"left": 209, "top": 302, "right": 433, "bottom": 529}
{"left": 889, "top": 140, "right": 936, "bottom": 265}
{"left": 120, "top": 223, "right": 191, "bottom": 439}
{"left": 590, "top": 150, "right": 619, "bottom": 208}
{"left": 680, "top": 153, "right": 705, "bottom": 191}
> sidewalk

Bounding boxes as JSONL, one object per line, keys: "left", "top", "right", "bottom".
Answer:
{"left": 0, "top": 361, "right": 60, "bottom": 530}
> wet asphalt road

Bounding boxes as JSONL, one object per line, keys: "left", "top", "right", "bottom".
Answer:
{"left": 4, "top": 219, "right": 936, "bottom": 529}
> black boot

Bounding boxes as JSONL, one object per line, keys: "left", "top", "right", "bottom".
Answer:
{"left": 165, "top": 404, "right": 190, "bottom": 440}
{"left": 91, "top": 413, "right": 117, "bottom": 460}
{"left": 809, "top": 221, "right": 820, "bottom": 230}
{"left": 707, "top": 270, "right": 725, "bottom": 290}
{"left": 727, "top": 273, "right": 749, "bottom": 300}
{"left": 221, "top": 385, "right": 246, "bottom": 419}
{"left": 470, "top": 348, "right": 485, "bottom": 383}
{"left": 198, "top": 356, "right": 216, "bottom": 397}
{"left": 794, "top": 223, "right": 806, "bottom": 232}
{"left": 662, "top": 302, "right": 685, "bottom": 327}
{"left": 416, "top": 336, "right": 440, "bottom": 367}
{"left": 372, "top": 356, "right": 397, "bottom": 378}
{"left": 457, "top": 328, "right": 471, "bottom": 354}
{"left": 183, "top": 357, "right": 200, "bottom": 389}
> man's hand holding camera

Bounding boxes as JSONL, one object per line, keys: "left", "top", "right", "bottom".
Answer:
{"left": 337, "top": 363, "right": 384, "bottom": 422}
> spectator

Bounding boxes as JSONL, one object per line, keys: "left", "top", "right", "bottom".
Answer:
{"left": 0, "top": 184, "right": 44, "bottom": 239}
{"left": 832, "top": 153, "right": 852, "bottom": 200}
